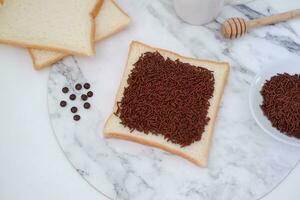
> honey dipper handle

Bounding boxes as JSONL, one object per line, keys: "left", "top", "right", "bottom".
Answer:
{"left": 247, "top": 9, "right": 300, "bottom": 29}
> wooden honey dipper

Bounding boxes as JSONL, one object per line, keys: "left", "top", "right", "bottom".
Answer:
{"left": 221, "top": 9, "right": 300, "bottom": 39}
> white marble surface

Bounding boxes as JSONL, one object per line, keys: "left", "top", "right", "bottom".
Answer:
{"left": 47, "top": 0, "right": 300, "bottom": 200}
{"left": 225, "top": 0, "right": 254, "bottom": 4}
{"left": 1, "top": 47, "right": 300, "bottom": 200}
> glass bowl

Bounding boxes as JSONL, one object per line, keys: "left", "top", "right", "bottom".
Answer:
{"left": 249, "top": 59, "right": 300, "bottom": 147}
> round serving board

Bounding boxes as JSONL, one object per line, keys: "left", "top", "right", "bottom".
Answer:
{"left": 48, "top": 0, "right": 300, "bottom": 199}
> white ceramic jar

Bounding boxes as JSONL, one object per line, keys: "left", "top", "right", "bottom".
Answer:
{"left": 174, "top": 0, "right": 254, "bottom": 25}
{"left": 174, "top": 0, "right": 224, "bottom": 25}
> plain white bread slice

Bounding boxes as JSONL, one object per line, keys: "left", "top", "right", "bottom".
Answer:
{"left": 95, "top": 0, "right": 130, "bottom": 41}
{"left": 0, "top": 0, "right": 103, "bottom": 56}
{"left": 28, "top": 0, "right": 130, "bottom": 70}
{"left": 104, "top": 41, "right": 230, "bottom": 166}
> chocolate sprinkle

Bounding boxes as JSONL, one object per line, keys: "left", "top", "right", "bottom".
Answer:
{"left": 75, "top": 83, "right": 82, "bottom": 90}
{"left": 87, "top": 91, "right": 93, "bottom": 97}
{"left": 81, "top": 94, "right": 88, "bottom": 101}
{"left": 260, "top": 73, "right": 300, "bottom": 139}
{"left": 69, "top": 94, "right": 76, "bottom": 100}
{"left": 73, "top": 115, "right": 81, "bottom": 121}
{"left": 60, "top": 100, "right": 67, "bottom": 107}
{"left": 71, "top": 106, "right": 78, "bottom": 113}
{"left": 62, "top": 87, "right": 69, "bottom": 93}
{"left": 83, "top": 102, "right": 91, "bottom": 109}
{"left": 115, "top": 51, "right": 215, "bottom": 147}
{"left": 84, "top": 83, "right": 90, "bottom": 89}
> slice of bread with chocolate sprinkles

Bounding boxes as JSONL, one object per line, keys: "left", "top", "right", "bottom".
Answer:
{"left": 104, "top": 41, "right": 230, "bottom": 167}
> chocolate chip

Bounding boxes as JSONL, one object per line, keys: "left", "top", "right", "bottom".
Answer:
{"left": 75, "top": 83, "right": 82, "bottom": 90}
{"left": 62, "top": 87, "right": 69, "bottom": 93}
{"left": 71, "top": 107, "right": 78, "bottom": 113}
{"left": 87, "top": 91, "right": 93, "bottom": 97}
{"left": 83, "top": 102, "right": 91, "bottom": 109}
{"left": 84, "top": 83, "right": 90, "bottom": 89}
{"left": 60, "top": 100, "right": 67, "bottom": 107}
{"left": 81, "top": 94, "right": 88, "bottom": 101}
{"left": 73, "top": 115, "right": 80, "bottom": 121}
{"left": 69, "top": 94, "right": 76, "bottom": 100}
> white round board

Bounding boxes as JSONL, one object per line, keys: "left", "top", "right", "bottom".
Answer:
{"left": 48, "top": 0, "right": 300, "bottom": 199}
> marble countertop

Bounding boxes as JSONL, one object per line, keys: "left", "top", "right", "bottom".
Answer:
{"left": 47, "top": 0, "right": 300, "bottom": 200}
{"left": 1, "top": 0, "right": 300, "bottom": 200}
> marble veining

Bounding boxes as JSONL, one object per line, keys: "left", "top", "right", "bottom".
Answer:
{"left": 48, "top": 0, "right": 300, "bottom": 199}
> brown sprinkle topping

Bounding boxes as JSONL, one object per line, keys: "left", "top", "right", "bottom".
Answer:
{"left": 260, "top": 73, "right": 300, "bottom": 139}
{"left": 115, "top": 51, "right": 215, "bottom": 147}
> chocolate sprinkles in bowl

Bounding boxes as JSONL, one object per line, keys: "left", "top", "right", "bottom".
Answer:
{"left": 260, "top": 73, "right": 300, "bottom": 139}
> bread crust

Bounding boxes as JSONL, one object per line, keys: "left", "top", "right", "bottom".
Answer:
{"left": 28, "top": 0, "right": 130, "bottom": 70}
{"left": 28, "top": 49, "right": 66, "bottom": 70}
{"left": 0, "top": 0, "right": 103, "bottom": 56}
{"left": 95, "top": 0, "right": 130, "bottom": 41}
{"left": 104, "top": 41, "right": 230, "bottom": 167}
{"left": 104, "top": 118, "right": 204, "bottom": 167}
{"left": 89, "top": 0, "right": 104, "bottom": 56}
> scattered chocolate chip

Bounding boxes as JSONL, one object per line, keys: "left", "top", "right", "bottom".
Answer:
{"left": 87, "top": 91, "right": 93, "bottom": 97}
{"left": 60, "top": 100, "right": 67, "bottom": 107}
{"left": 73, "top": 115, "right": 81, "bottom": 121}
{"left": 83, "top": 102, "right": 91, "bottom": 109}
{"left": 62, "top": 87, "right": 69, "bottom": 93}
{"left": 81, "top": 94, "right": 88, "bottom": 101}
{"left": 71, "top": 106, "right": 78, "bottom": 113}
{"left": 75, "top": 83, "right": 82, "bottom": 90}
{"left": 69, "top": 94, "right": 76, "bottom": 100}
{"left": 84, "top": 83, "right": 90, "bottom": 89}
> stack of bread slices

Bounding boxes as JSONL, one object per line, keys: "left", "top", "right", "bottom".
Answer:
{"left": 0, "top": 0, "right": 130, "bottom": 69}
